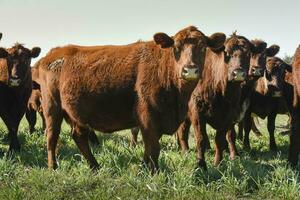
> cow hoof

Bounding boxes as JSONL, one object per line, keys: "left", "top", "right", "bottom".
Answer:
{"left": 280, "top": 130, "right": 291, "bottom": 136}
{"left": 8, "top": 145, "right": 21, "bottom": 153}
{"left": 197, "top": 160, "right": 207, "bottom": 171}
{"left": 270, "top": 146, "right": 278, "bottom": 152}
{"left": 90, "top": 164, "right": 100, "bottom": 173}
{"left": 243, "top": 144, "right": 251, "bottom": 151}
{"left": 253, "top": 131, "right": 262, "bottom": 137}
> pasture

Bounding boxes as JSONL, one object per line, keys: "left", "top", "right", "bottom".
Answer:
{"left": 0, "top": 115, "right": 298, "bottom": 200}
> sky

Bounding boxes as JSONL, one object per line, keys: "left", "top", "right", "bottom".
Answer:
{"left": 0, "top": 0, "right": 299, "bottom": 64}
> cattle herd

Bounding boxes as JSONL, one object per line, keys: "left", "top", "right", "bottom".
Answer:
{"left": 0, "top": 26, "right": 300, "bottom": 174}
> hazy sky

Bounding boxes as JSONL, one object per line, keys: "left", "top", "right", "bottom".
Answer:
{"left": 0, "top": 0, "right": 299, "bottom": 63}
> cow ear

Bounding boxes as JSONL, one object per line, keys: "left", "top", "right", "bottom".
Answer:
{"left": 251, "top": 41, "right": 267, "bottom": 54}
{"left": 0, "top": 48, "right": 8, "bottom": 58}
{"left": 207, "top": 32, "right": 226, "bottom": 50}
{"left": 0, "top": 33, "right": 2, "bottom": 40}
{"left": 285, "top": 63, "right": 292, "bottom": 72}
{"left": 31, "top": 47, "right": 41, "bottom": 58}
{"left": 266, "top": 45, "right": 280, "bottom": 57}
{"left": 154, "top": 33, "right": 174, "bottom": 48}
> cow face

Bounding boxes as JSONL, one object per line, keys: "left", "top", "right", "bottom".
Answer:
{"left": 249, "top": 40, "right": 280, "bottom": 78}
{"left": 6, "top": 44, "right": 41, "bottom": 87}
{"left": 264, "top": 57, "right": 292, "bottom": 97}
{"left": 223, "top": 34, "right": 252, "bottom": 82}
{"left": 154, "top": 26, "right": 226, "bottom": 81}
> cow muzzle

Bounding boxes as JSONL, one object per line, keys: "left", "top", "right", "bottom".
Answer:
{"left": 232, "top": 68, "right": 247, "bottom": 82}
{"left": 181, "top": 67, "right": 199, "bottom": 81}
{"left": 250, "top": 66, "right": 264, "bottom": 77}
{"left": 9, "top": 78, "right": 21, "bottom": 87}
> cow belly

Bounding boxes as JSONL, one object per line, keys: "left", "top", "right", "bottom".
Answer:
{"left": 61, "top": 90, "right": 137, "bottom": 133}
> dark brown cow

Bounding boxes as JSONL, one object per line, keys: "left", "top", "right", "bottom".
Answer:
{"left": 176, "top": 40, "right": 279, "bottom": 154}
{"left": 288, "top": 45, "right": 300, "bottom": 167}
{"left": 242, "top": 57, "right": 292, "bottom": 151}
{"left": 0, "top": 44, "right": 41, "bottom": 151}
{"left": 176, "top": 33, "right": 263, "bottom": 169}
{"left": 35, "top": 26, "right": 226, "bottom": 172}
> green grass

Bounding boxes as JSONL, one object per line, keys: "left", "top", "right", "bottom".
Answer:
{"left": 0, "top": 115, "right": 298, "bottom": 200}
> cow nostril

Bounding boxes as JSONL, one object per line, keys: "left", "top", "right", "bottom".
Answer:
{"left": 195, "top": 69, "right": 199, "bottom": 74}
{"left": 182, "top": 68, "right": 188, "bottom": 74}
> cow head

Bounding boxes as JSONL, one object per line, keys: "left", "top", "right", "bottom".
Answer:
{"left": 263, "top": 57, "right": 292, "bottom": 97}
{"left": 249, "top": 40, "right": 280, "bottom": 78}
{"left": 6, "top": 43, "right": 41, "bottom": 87}
{"left": 222, "top": 33, "right": 254, "bottom": 82}
{"left": 154, "top": 26, "right": 226, "bottom": 81}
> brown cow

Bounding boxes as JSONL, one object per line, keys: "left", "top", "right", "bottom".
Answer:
{"left": 176, "top": 40, "right": 279, "bottom": 154}
{"left": 34, "top": 26, "right": 226, "bottom": 172}
{"left": 0, "top": 43, "right": 41, "bottom": 151}
{"left": 176, "top": 33, "right": 265, "bottom": 170}
{"left": 26, "top": 67, "right": 100, "bottom": 146}
{"left": 242, "top": 57, "right": 292, "bottom": 151}
{"left": 288, "top": 45, "right": 300, "bottom": 167}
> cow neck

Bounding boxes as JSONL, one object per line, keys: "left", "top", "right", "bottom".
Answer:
{"left": 197, "top": 48, "right": 228, "bottom": 101}
{"left": 223, "top": 81, "right": 242, "bottom": 103}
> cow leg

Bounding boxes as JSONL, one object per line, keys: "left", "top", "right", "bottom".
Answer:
{"left": 243, "top": 111, "right": 252, "bottom": 150}
{"left": 193, "top": 117, "right": 208, "bottom": 170}
{"left": 40, "top": 111, "right": 46, "bottom": 132}
{"left": 251, "top": 117, "right": 262, "bottom": 137}
{"left": 176, "top": 118, "right": 191, "bottom": 152}
{"left": 140, "top": 128, "right": 161, "bottom": 173}
{"left": 268, "top": 113, "right": 277, "bottom": 151}
{"left": 42, "top": 95, "right": 63, "bottom": 169}
{"left": 88, "top": 130, "right": 100, "bottom": 146}
{"left": 238, "top": 121, "right": 244, "bottom": 140}
{"left": 226, "top": 126, "right": 239, "bottom": 160}
{"left": 1, "top": 114, "right": 21, "bottom": 152}
{"left": 288, "top": 113, "right": 300, "bottom": 167}
{"left": 26, "top": 108, "right": 37, "bottom": 134}
{"left": 8, "top": 126, "right": 20, "bottom": 152}
{"left": 130, "top": 127, "right": 139, "bottom": 148}
{"left": 72, "top": 125, "right": 99, "bottom": 170}
{"left": 214, "top": 130, "right": 227, "bottom": 166}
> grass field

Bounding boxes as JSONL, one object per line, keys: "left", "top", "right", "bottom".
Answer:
{"left": 0, "top": 115, "right": 299, "bottom": 200}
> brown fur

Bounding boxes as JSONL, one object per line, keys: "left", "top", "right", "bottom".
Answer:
{"left": 35, "top": 26, "right": 226, "bottom": 172}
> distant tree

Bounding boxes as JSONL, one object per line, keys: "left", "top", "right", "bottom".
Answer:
{"left": 282, "top": 54, "right": 294, "bottom": 64}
